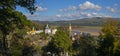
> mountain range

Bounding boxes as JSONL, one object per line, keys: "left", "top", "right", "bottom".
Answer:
{"left": 32, "top": 17, "right": 120, "bottom": 26}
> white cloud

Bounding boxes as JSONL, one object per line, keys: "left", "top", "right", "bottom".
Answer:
{"left": 92, "top": 12, "right": 112, "bottom": 17}
{"left": 59, "top": 6, "right": 77, "bottom": 12}
{"left": 56, "top": 14, "right": 61, "bottom": 17}
{"left": 53, "top": 12, "right": 111, "bottom": 20}
{"left": 79, "top": 1, "right": 101, "bottom": 10}
{"left": 68, "top": 6, "right": 77, "bottom": 11}
{"left": 26, "top": 11, "right": 112, "bottom": 21}
{"left": 59, "top": 9, "right": 67, "bottom": 12}
{"left": 92, "top": 12, "right": 97, "bottom": 15}
{"left": 36, "top": 6, "right": 47, "bottom": 12}
{"left": 114, "top": 4, "right": 118, "bottom": 6}
{"left": 86, "top": 13, "right": 92, "bottom": 17}
{"left": 59, "top": 1, "right": 101, "bottom": 12}
{"left": 106, "top": 6, "right": 116, "bottom": 12}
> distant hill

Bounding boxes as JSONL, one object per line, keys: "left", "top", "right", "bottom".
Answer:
{"left": 32, "top": 17, "right": 120, "bottom": 26}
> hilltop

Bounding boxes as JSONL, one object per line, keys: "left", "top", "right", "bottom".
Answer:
{"left": 32, "top": 17, "right": 120, "bottom": 26}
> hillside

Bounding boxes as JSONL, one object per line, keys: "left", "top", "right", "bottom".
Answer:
{"left": 33, "top": 17, "right": 120, "bottom": 26}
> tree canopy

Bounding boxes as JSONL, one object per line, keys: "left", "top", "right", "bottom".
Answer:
{"left": 52, "top": 30, "right": 72, "bottom": 52}
{"left": 0, "top": 0, "right": 36, "bottom": 56}
{"left": 97, "top": 18, "right": 120, "bottom": 56}
{"left": 0, "top": 0, "right": 36, "bottom": 13}
{"left": 42, "top": 30, "right": 72, "bottom": 56}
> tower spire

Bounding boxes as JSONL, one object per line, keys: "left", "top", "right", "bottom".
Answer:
{"left": 46, "top": 24, "right": 49, "bottom": 29}
{"left": 69, "top": 22, "right": 72, "bottom": 37}
{"left": 32, "top": 26, "right": 35, "bottom": 32}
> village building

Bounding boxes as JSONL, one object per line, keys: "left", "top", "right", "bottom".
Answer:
{"left": 27, "top": 24, "right": 57, "bottom": 35}
{"left": 27, "top": 27, "right": 43, "bottom": 35}
{"left": 44, "top": 24, "right": 51, "bottom": 34}
{"left": 44, "top": 24, "right": 58, "bottom": 34}
{"left": 68, "top": 23, "right": 91, "bottom": 41}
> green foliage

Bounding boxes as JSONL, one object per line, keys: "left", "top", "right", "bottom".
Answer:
{"left": 34, "top": 46, "right": 43, "bottom": 54}
{"left": 72, "top": 36, "right": 96, "bottom": 56}
{"left": 11, "top": 40, "right": 24, "bottom": 56}
{"left": 0, "top": 0, "right": 36, "bottom": 13}
{"left": 0, "top": 0, "right": 36, "bottom": 56}
{"left": 113, "top": 41, "right": 120, "bottom": 56}
{"left": 97, "top": 18, "right": 120, "bottom": 56}
{"left": 39, "top": 32, "right": 49, "bottom": 40}
{"left": 52, "top": 30, "right": 72, "bottom": 52}
{"left": 102, "top": 18, "right": 118, "bottom": 35}
{"left": 97, "top": 33, "right": 114, "bottom": 56}
{"left": 42, "top": 30, "right": 72, "bottom": 55}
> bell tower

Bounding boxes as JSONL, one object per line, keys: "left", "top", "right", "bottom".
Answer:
{"left": 69, "top": 23, "right": 72, "bottom": 37}
{"left": 32, "top": 26, "right": 35, "bottom": 33}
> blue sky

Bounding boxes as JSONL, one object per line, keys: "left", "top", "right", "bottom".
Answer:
{"left": 16, "top": 0, "right": 120, "bottom": 21}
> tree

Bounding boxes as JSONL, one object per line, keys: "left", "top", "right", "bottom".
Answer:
{"left": 97, "top": 18, "right": 119, "bottom": 56}
{"left": 97, "top": 33, "right": 114, "bottom": 56}
{"left": 0, "top": 0, "right": 36, "bottom": 13}
{"left": 102, "top": 18, "right": 118, "bottom": 35}
{"left": 72, "top": 36, "right": 96, "bottom": 56}
{"left": 43, "top": 30, "right": 72, "bottom": 56}
{"left": 0, "top": 0, "right": 36, "bottom": 56}
{"left": 112, "top": 25, "right": 120, "bottom": 56}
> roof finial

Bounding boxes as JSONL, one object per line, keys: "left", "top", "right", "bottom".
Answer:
{"left": 46, "top": 24, "right": 49, "bottom": 29}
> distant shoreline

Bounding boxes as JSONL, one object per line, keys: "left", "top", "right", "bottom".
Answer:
{"left": 72, "top": 26, "right": 102, "bottom": 36}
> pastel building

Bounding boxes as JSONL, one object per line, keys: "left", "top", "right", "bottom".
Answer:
{"left": 44, "top": 24, "right": 52, "bottom": 34}
{"left": 27, "top": 24, "right": 57, "bottom": 35}
{"left": 44, "top": 24, "right": 57, "bottom": 34}
{"left": 27, "top": 27, "right": 43, "bottom": 35}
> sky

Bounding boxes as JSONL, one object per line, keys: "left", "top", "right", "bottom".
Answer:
{"left": 16, "top": 0, "right": 120, "bottom": 21}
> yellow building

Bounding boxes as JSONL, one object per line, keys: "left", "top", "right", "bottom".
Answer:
{"left": 27, "top": 27, "right": 43, "bottom": 35}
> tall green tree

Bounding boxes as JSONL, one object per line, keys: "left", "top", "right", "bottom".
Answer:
{"left": 112, "top": 24, "right": 120, "bottom": 56}
{"left": 72, "top": 36, "right": 96, "bottom": 56}
{"left": 102, "top": 18, "right": 118, "bottom": 35}
{"left": 97, "top": 18, "right": 119, "bottom": 56}
{"left": 0, "top": 0, "right": 36, "bottom": 56}
{"left": 97, "top": 33, "right": 114, "bottom": 56}
{"left": 43, "top": 30, "right": 72, "bottom": 56}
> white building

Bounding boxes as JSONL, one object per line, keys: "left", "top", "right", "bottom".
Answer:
{"left": 44, "top": 24, "right": 52, "bottom": 34}
{"left": 52, "top": 29, "right": 57, "bottom": 34}
{"left": 44, "top": 24, "right": 57, "bottom": 34}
